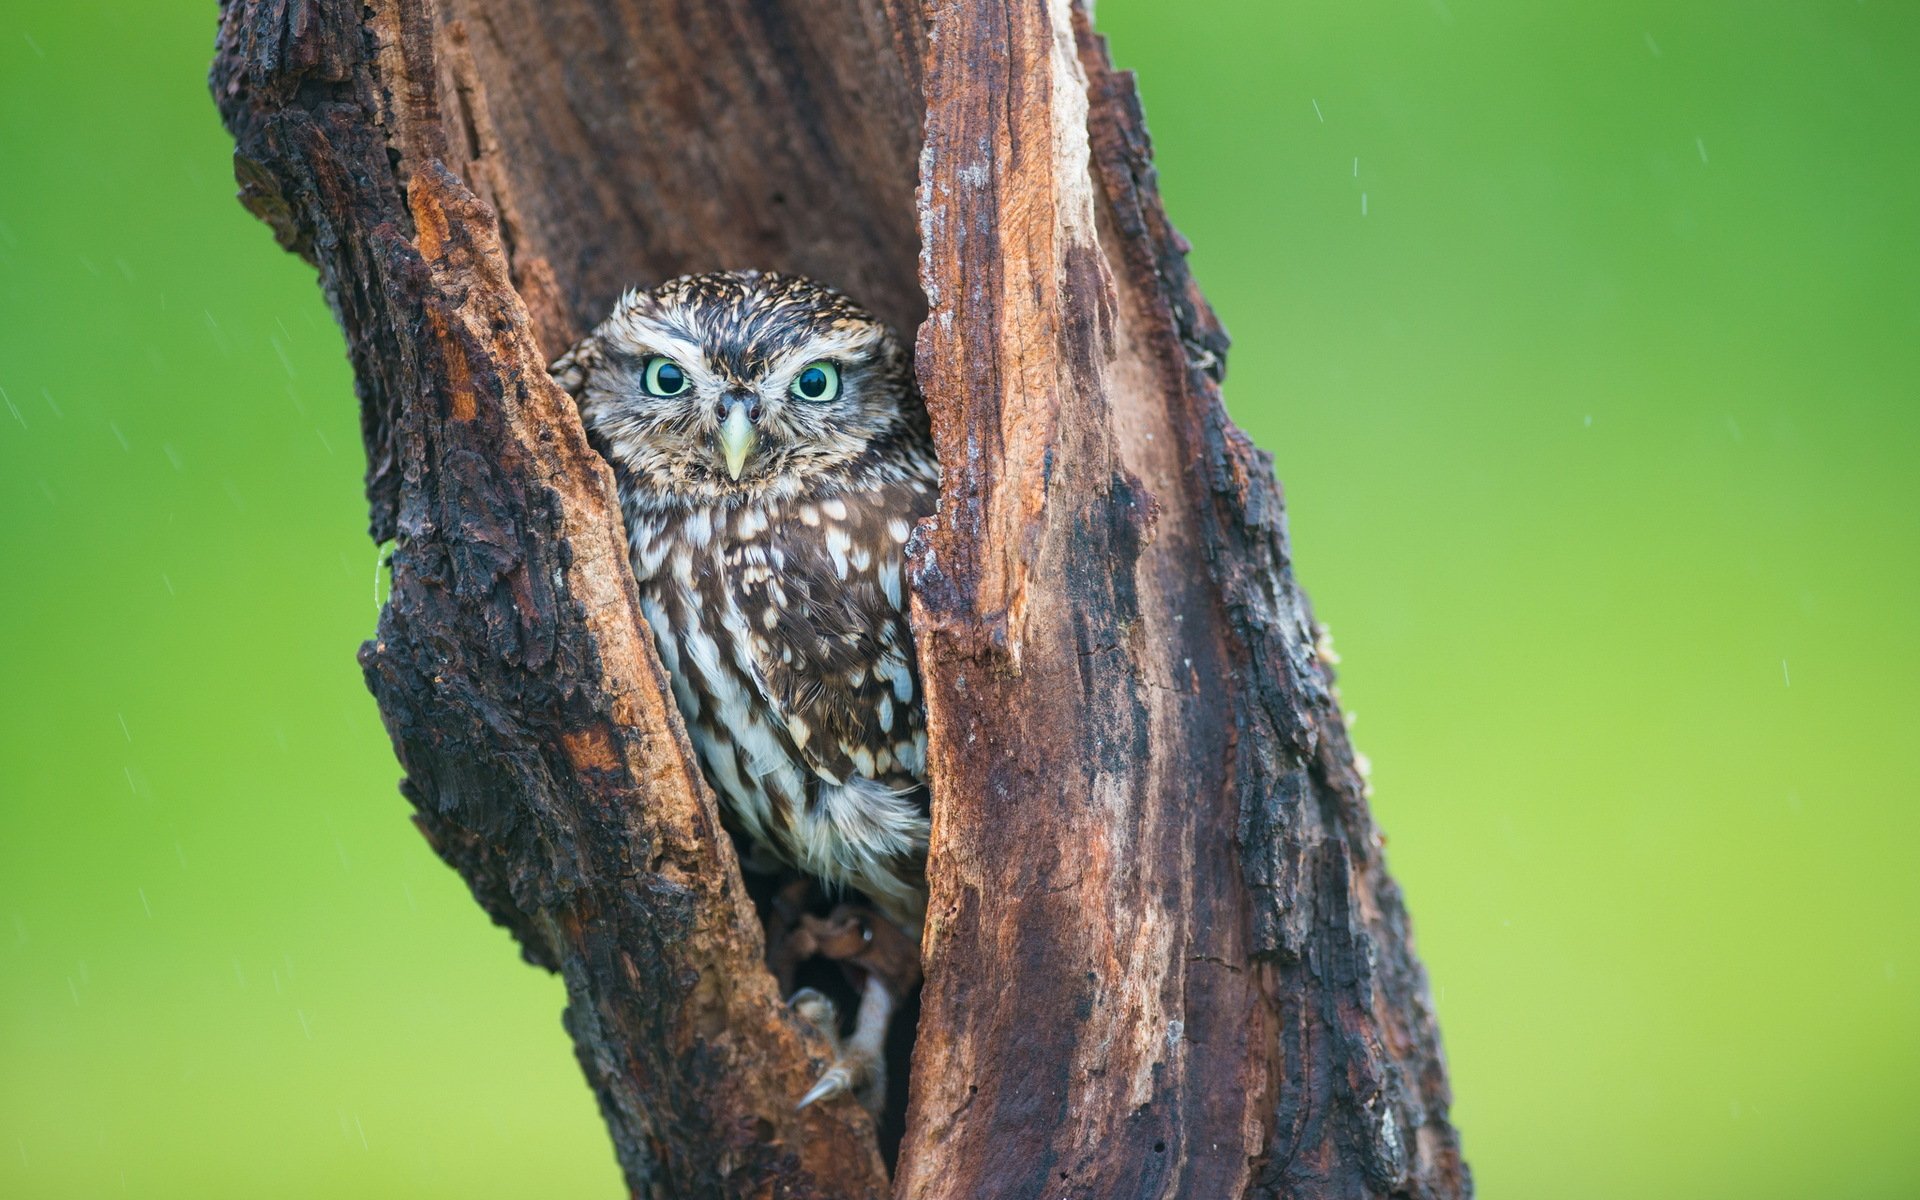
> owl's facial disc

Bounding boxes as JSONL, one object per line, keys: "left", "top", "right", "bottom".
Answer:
{"left": 575, "top": 273, "right": 913, "bottom": 501}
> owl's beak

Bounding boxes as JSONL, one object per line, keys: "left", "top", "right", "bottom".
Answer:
{"left": 718, "top": 401, "right": 757, "bottom": 481}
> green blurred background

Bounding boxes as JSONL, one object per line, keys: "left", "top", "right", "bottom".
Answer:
{"left": 3, "top": 1, "right": 1915, "bottom": 1195}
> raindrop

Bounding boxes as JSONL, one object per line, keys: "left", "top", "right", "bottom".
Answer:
{"left": 203, "top": 310, "right": 233, "bottom": 358}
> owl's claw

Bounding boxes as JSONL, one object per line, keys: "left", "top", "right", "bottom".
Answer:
{"left": 797, "top": 1063, "right": 857, "bottom": 1110}
{"left": 786, "top": 986, "right": 859, "bottom": 1108}
{"left": 791, "top": 973, "right": 894, "bottom": 1114}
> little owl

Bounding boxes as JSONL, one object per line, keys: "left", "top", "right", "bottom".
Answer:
{"left": 552, "top": 271, "right": 936, "bottom": 1113}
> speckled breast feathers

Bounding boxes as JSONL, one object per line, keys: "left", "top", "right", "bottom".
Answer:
{"left": 553, "top": 272, "right": 938, "bottom": 930}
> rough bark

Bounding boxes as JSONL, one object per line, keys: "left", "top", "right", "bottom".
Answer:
{"left": 212, "top": 1, "right": 1468, "bottom": 1197}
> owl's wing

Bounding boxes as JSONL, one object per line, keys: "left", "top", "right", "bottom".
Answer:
{"left": 726, "top": 485, "right": 929, "bottom": 793}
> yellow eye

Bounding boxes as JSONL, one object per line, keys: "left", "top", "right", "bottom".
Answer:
{"left": 644, "top": 357, "right": 689, "bottom": 397}
{"left": 790, "top": 361, "right": 840, "bottom": 402}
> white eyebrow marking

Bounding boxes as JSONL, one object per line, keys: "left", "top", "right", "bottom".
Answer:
{"left": 761, "top": 326, "right": 887, "bottom": 386}
{"left": 601, "top": 310, "right": 722, "bottom": 391}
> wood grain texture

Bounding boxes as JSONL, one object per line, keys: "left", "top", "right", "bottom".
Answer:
{"left": 898, "top": 4, "right": 1468, "bottom": 1192}
{"left": 212, "top": 0, "right": 1468, "bottom": 1195}
{"left": 213, "top": 1, "right": 915, "bottom": 1194}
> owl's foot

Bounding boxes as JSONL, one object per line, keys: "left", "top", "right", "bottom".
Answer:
{"left": 791, "top": 973, "right": 895, "bottom": 1113}
{"left": 784, "top": 904, "right": 922, "bottom": 1114}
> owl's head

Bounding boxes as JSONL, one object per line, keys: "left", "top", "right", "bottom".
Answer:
{"left": 557, "top": 271, "right": 918, "bottom": 503}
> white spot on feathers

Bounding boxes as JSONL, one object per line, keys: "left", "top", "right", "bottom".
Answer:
{"left": 882, "top": 654, "right": 914, "bottom": 702}
{"left": 825, "top": 527, "right": 852, "bottom": 578}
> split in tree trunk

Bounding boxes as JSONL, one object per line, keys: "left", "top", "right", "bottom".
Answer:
{"left": 212, "top": 1, "right": 1469, "bottom": 1196}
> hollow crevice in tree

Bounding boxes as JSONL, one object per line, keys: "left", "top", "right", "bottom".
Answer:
{"left": 213, "top": 1, "right": 1468, "bottom": 1196}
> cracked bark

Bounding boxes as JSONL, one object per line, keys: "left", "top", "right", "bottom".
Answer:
{"left": 212, "top": 1, "right": 1468, "bottom": 1197}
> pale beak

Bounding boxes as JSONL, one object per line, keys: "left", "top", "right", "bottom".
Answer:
{"left": 718, "top": 401, "right": 757, "bottom": 481}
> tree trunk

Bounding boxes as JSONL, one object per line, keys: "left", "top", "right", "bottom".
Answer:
{"left": 211, "top": 1, "right": 1469, "bottom": 1197}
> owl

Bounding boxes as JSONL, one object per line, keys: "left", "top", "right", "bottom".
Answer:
{"left": 552, "top": 271, "right": 938, "bottom": 1110}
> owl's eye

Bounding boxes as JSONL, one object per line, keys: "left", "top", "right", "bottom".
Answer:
{"left": 790, "top": 361, "right": 840, "bottom": 403}
{"left": 643, "top": 357, "right": 690, "bottom": 397}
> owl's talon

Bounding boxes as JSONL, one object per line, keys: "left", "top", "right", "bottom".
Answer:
{"left": 788, "top": 987, "right": 864, "bottom": 1112}
{"left": 797, "top": 1064, "right": 855, "bottom": 1110}
{"left": 791, "top": 972, "right": 895, "bottom": 1114}
{"left": 787, "top": 986, "right": 865, "bottom": 1110}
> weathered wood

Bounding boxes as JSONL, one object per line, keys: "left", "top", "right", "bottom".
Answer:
{"left": 213, "top": 0, "right": 1467, "bottom": 1196}
{"left": 212, "top": 1, "right": 915, "bottom": 1194}
{"left": 897, "top": 4, "right": 1467, "bottom": 1192}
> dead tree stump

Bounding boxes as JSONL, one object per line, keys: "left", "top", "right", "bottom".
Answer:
{"left": 212, "top": 1, "right": 1469, "bottom": 1196}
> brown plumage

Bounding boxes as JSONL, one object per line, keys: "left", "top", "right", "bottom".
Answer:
{"left": 552, "top": 271, "right": 938, "bottom": 936}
